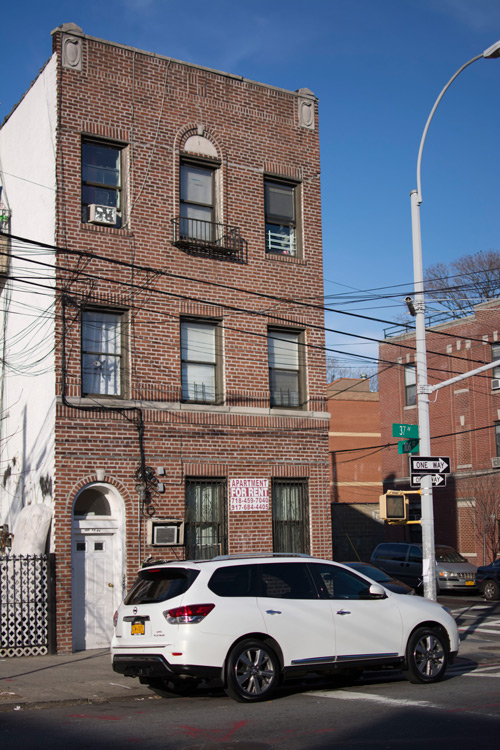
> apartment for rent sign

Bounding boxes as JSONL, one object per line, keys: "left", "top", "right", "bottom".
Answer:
{"left": 230, "top": 478, "right": 269, "bottom": 511}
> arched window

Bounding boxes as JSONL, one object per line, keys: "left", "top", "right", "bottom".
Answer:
{"left": 74, "top": 488, "right": 111, "bottom": 517}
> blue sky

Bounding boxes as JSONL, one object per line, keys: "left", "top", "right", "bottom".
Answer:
{"left": 2, "top": 0, "right": 500, "bottom": 368}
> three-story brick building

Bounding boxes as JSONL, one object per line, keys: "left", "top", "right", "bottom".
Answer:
{"left": 0, "top": 24, "right": 330, "bottom": 651}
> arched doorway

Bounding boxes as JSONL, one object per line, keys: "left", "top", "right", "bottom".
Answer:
{"left": 71, "top": 484, "right": 125, "bottom": 651}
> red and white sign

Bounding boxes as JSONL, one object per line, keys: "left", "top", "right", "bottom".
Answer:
{"left": 230, "top": 478, "right": 269, "bottom": 511}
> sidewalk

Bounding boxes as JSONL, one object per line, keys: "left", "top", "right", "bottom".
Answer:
{"left": 0, "top": 648, "right": 151, "bottom": 711}
{"left": 0, "top": 636, "right": 497, "bottom": 712}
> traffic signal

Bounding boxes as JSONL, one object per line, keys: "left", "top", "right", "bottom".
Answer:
{"left": 379, "top": 491, "right": 409, "bottom": 523}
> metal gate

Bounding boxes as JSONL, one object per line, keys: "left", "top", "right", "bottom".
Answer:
{"left": 0, "top": 554, "right": 56, "bottom": 657}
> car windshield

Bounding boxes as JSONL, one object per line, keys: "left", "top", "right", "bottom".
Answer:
{"left": 435, "top": 546, "right": 467, "bottom": 563}
{"left": 124, "top": 567, "right": 199, "bottom": 604}
{"left": 345, "top": 563, "right": 391, "bottom": 583}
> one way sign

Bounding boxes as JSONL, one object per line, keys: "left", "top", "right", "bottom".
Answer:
{"left": 410, "top": 473, "right": 446, "bottom": 488}
{"left": 410, "top": 456, "right": 450, "bottom": 474}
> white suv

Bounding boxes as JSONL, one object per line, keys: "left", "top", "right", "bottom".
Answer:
{"left": 111, "top": 554, "right": 459, "bottom": 702}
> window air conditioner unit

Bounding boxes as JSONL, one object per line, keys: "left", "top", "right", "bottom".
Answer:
{"left": 492, "top": 457, "right": 500, "bottom": 469}
{"left": 147, "top": 519, "right": 184, "bottom": 546}
{"left": 88, "top": 204, "right": 117, "bottom": 225}
{"left": 492, "top": 379, "right": 500, "bottom": 390}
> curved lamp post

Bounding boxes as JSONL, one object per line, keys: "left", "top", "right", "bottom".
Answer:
{"left": 410, "top": 40, "right": 500, "bottom": 601}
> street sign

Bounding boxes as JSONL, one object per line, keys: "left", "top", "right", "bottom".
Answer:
{"left": 410, "top": 473, "right": 447, "bottom": 488}
{"left": 392, "top": 423, "right": 419, "bottom": 439}
{"left": 398, "top": 438, "right": 420, "bottom": 454}
{"left": 409, "top": 456, "right": 450, "bottom": 474}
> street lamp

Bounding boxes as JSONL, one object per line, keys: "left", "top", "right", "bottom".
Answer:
{"left": 410, "top": 40, "right": 500, "bottom": 601}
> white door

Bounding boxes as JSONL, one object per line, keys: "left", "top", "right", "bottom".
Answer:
{"left": 255, "top": 562, "right": 335, "bottom": 666}
{"left": 309, "top": 562, "right": 404, "bottom": 659}
{"left": 72, "top": 533, "right": 116, "bottom": 650}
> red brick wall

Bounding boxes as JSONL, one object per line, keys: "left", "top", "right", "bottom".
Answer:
{"left": 379, "top": 301, "right": 500, "bottom": 564}
{"left": 50, "top": 30, "right": 330, "bottom": 650}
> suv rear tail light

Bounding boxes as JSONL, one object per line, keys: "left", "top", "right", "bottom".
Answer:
{"left": 113, "top": 610, "right": 118, "bottom": 628}
{"left": 164, "top": 603, "right": 215, "bottom": 624}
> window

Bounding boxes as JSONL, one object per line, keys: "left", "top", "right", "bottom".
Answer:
{"left": 180, "top": 162, "right": 215, "bottom": 242}
{"left": 264, "top": 179, "right": 299, "bottom": 256}
{"left": 82, "top": 140, "right": 123, "bottom": 226}
{"left": 404, "top": 364, "right": 416, "bottom": 406}
{"left": 268, "top": 328, "right": 304, "bottom": 408}
{"left": 309, "top": 563, "right": 374, "bottom": 600}
{"left": 495, "top": 422, "right": 500, "bottom": 457}
{"left": 125, "top": 568, "right": 200, "bottom": 605}
{"left": 492, "top": 343, "right": 500, "bottom": 379}
{"left": 81, "top": 310, "right": 126, "bottom": 396}
{"left": 181, "top": 319, "right": 220, "bottom": 403}
{"left": 272, "top": 479, "right": 309, "bottom": 554}
{"left": 185, "top": 479, "right": 227, "bottom": 560}
{"left": 258, "top": 562, "right": 317, "bottom": 599}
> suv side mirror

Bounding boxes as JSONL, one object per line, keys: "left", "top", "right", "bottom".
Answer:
{"left": 369, "top": 583, "right": 387, "bottom": 599}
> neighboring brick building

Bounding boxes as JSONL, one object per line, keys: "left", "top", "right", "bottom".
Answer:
{"left": 0, "top": 24, "right": 330, "bottom": 652}
{"left": 327, "top": 378, "right": 384, "bottom": 561}
{"left": 379, "top": 300, "right": 500, "bottom": 566}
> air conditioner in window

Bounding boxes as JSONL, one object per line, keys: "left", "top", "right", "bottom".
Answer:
{"left": 492, "top": 379, "right": 500, "bottom": 390}
{"left": 88, "top": 204, "right": 117, "bottom": 225}
{"left": 492, "top": 457, "right": 500, "bottom": 468}
{"left": 147, "top": 519, "right": 184, "bottom": 546}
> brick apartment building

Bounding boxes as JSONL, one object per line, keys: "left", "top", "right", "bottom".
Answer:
{"left": 0, "top": 24, "right": 330, "bottom": 652}
{"left": 379, "top": 300, "right": 500, "bottom": 566}
{"left": 327, "top": 378, "right": 384, "bottom": 561}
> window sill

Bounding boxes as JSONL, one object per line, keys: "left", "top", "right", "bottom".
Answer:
{"left": 403, "top": 404, "right": 417, "bottom": 410}
{"left": 265, "top": 253, "right": 307, "bottom": 266}
{"left": 80, "top": 222, "right": 132, "bottom": 237}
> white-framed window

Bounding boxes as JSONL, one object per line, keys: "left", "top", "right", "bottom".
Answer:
{"left": 268, "top": 328, "right": 304, "bottom": 408}
{"left": 495, "top": 422, "right": 500, "bottom": 457}
{"left": 492, "top": 343, "right": 500, "bottom": 378}
{"left": 181, "top": 319, "right": 220, "bottom": 403}
{"left": 82, "top": 139, "right": 123, "bottom": 226}
{"left": 180, "top": 162, "right": 216, "bottom": 242}
{"left": 81, "top": 310, "right": 126, "bottom": 397}
{"left": 404, "top": 363, "right": 417, "bottom": 406}
{"left": 264, "top": 179, "right": 300, "bottom": 256}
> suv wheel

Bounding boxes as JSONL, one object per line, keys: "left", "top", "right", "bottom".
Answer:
{"left": 403, "top": 627, "right": 448, "bottom": 684}
{"left": 483, "top": 579, "right": 500, "bottom": 601}
{"left": 225, "top": 639, "right": 280, "bottom": 702}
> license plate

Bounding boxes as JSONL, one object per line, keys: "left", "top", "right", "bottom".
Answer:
{"left": 131, "top": 620, "right": 145, "bottom": 635}
{"left": 465, "top": 580, "right": 474, "bottom": 586}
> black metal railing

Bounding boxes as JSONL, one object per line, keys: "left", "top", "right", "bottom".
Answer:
{"left": 0, "top": 553, "right": 56, "bottom": 657}
{"left": 172, "top": 217, "right": 247, "bottom": 262}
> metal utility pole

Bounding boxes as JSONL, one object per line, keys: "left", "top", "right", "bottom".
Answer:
{"left": 410, "top": 40, "right": 500, "bottom": 601}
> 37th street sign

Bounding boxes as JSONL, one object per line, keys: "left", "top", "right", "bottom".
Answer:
{"left": 410, "top": 456, "right": 450, "bottom": 475}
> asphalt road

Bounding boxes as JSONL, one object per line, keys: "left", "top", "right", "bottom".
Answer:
{"left": 0, "top": 590, "right": 497, "bottom": 750}
{"left": 1, "top": 591, "right": 499, "bottom": 750}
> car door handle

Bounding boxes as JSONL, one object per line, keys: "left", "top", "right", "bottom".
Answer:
{"left": 266, "top": 609, "right": 282, "bottom": 615}
{"left": 336, "top": 609, "right": 351, "bottom": 615}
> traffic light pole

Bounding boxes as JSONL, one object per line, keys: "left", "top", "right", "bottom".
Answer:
{"left": 410, "top": 189, "right": 436, "bottom": 601}
{"left": 409, "top": 42, "right": 500, "bottom": 601}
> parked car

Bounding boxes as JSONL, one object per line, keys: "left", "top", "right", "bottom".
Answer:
{"left": 111, "top": 553, "right": 459, "bottom": 702}
{"left": 370, "top": 542, "right": 477, "bottom": 592}
{"left": 342, "top": 561, "right": 415, "bottom": 595}
{"left": 475, "top": 558, "right": 500, "bottom": 600}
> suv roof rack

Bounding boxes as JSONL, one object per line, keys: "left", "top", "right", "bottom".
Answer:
{"left": 211, "top": 552, "right": 314, "bottom": 561}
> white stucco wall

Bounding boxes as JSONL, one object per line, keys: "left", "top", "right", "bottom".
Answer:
{"left": 0, "top": 54, "right": 57, "bottom": 540}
